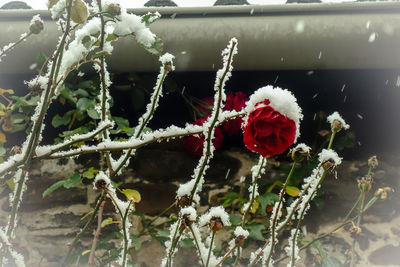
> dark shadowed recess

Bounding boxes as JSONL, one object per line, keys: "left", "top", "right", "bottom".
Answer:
{"left": 1, "top": 69, "right": 399, "bottom": 160}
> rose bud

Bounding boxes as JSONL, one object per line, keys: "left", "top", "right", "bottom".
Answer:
{"left": 288, "top": 143, "right": 311, "bottom": 162}
{"left": 368, "top": 156, "right": 379, "bottom": 169}
{"left": 106, "top": 3, "right": 121, "bottom": 17}
{"left": 327, "top": 112, "right": 350, "bottom": 133}
{"left": 29, "top": 15, "right": 44, "bottom": 34}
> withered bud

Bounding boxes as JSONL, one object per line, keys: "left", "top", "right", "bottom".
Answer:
{"left": 177, "top": 195, "right": 190, "bottom": 208}
{"left": 368, "top": 156, "right": 379, "bottom": 169}
{"left": 235, "top": 235, "right": 245, "bottom": 247}
{"left": 106, "top": 3, "right": 121, "bottom": 17}
{"left": 350, "top": 226, "right": 362, "bottom": 238}
{"left": 375, "top": 187, "right": 394, "bottom": 200}
{"left": 29, "top": 83, "right": 43, "bottom": 96}
{"left": 331, "top": 120, "right": 343, "bottom": 132}
{"left": 95, "top": 179, "right": 107, "bottom": 190}
{"left": 321, "top": 159, "right": 335, "bottom": 171}
{"left": 182, "top": 214, "right": 194, "bottom": 227}
{"left": 209, "top": 216, "right": 223, "bottom": 232}
{"left": 164, "top": 62, "right": 173, "bottom": 72}
{"left": 357, "top": 177, "right": 372, "bottom": 192}
{"left": 30, "top": 19, "right": 44, "bottom": 34}
{"left": 288, "top": 145, "right": 311, "bottom": 162}
{"left": 10, "top": 146, "right": 21, "bottom": 155}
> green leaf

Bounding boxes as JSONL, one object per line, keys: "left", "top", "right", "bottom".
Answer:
{"left": 322, "top": 257, "right": 344, "bottom": 267}
{"left": 180, "top": 238, "right": 194, "bottom": 248}
{"left": 141, "top": 12, "right": 161, "bottom": 26}
{"left": 113, "top": 116, "right": 130, "bottom": 130}
{"left": 144, "top": 36, "right": 163, "bottom": 56}
{"left": 157, "top": 229, "right": 170, "bottom": 238}
{"left": 63, "top": 173, "right": 81, "bottom": 188}
{"left": 101, "top": 217, "right": 114, "bottom": 228}
{"left": 229, "top": 215, "right": 242, "bottom": 225}
{"left": 87, "top": 109, "right": 100, "bottom": 120}
{"left": 258, "top": 192, "right": 279, "bottom": 216}
{"left": 131, "top": 234, "right": 142, "bottom": 251}
{"left": 106, "top": 34, "right": 117, "bottom": 42}
{"left": 247, "top": 223, "right": 265, "bottom": 241}
{"left": 286, "top": 186, "right": 300, "bottom": 197}
{"left": 82, "top": 167, "right": 99, "bottom": 179}
{"left": 42, "top": 180, "right": 66, "bottom": 198}
{"left": 75, "top": 88, "right": 89, "bottom": 97}
{"left": 76, "top": 98, "right": 93, "bottom": 111}
{"left": 70, "top": 0, "right": 88, "bottom": 24}
{"left": 11, "top": 114, "right": 26, "bottom": 124}
{"left": 52, "top": 112, "right": 72, "bottom": 128}
{"left": 92, "top": 51, "right": 110, "bottom": 59}
{"left": 36, "top": 52, "right": 47, "bottom": 64}
{"left": 121, "top": 189, "right": 141, "bottom": 203}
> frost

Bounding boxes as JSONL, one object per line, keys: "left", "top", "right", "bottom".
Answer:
{"left": 244, "top": 86, "right": 303, "bottom": 141}
{"left": 327, "top": 111, "right": 350, "bottom": 130}
{"left": 285, "top": 228, "right": 300, "bottom": 266}
{"left": 0, "top": 228, "right": 25, "bottom": 267}
{"left": 30, "top": 14, "right": 43, "bottom": 28}
{"left": 292, "top": 143, "right": 311, "bottom": 154}
{"left": 93, "top": 171, "right": 111, "bottom": 190}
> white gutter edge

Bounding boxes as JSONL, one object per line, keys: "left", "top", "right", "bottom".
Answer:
{"left": 0, "top": 2, "right": 400, "bottom": 73}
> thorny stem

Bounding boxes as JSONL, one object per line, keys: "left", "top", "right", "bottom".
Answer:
{"left": 265, "top": 160, "right": 298, "bottom": 266}
{"left": 122, "top": 201, "right": 133, "bottom": 267}
{"left": 166, "top": 218, "right": 183, "bottom": 267}
{"left": 88, "top": 198, "right": 106, "bottom": 265}
{"left": 111, "top": 69, "right": 169, "bottom": 177}
{"left": 62, "top": 194, "right": 105, "bottom": 266}
{"left": 241, "top": 156, "right": 266, "bottom": 227}
{"left": 288, "top": 129, "right": 337, "bottom": 267}
{"left": 188, "top": 224, "right": 206, "bottom": 267}
{"left": 206, "top": 231, "right": 216, "bottom": 267}
{"left": 6, "top": 0, "right": 74, "bottom": 239}
{"left": 0, "top": 32, "right": 32, "bottom": 58}
{"left": 274, "top": 195, "right": 380, "bottom": 264}
{"left": 216, "top": 244, "right": 239, "bottom": 267}
{"left": 189, "top": 40, "right": 237, "bottom": 204}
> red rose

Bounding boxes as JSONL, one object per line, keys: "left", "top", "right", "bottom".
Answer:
{"left": 242, "top": 100, "right": 296, "bottom": 157}
{"left": 223, "top": 92, "right": 247, "bottom": 135}
{"left": 183, "top": 116, "right": 224, "bottom": 156}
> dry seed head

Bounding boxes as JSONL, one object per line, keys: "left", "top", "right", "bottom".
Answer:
{"left": 368, "top": 156, "right": 378, "bottom": 169}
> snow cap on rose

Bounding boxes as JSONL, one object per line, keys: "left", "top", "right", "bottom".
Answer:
{"left": 242, "top": 86, "right": 303, "bottom": 157}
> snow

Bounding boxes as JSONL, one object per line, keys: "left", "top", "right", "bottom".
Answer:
{"left": 292, "top": 143, "right": 311, "bottom": 154}
{"left": 244, "top": 85, "right": 303, "bottom": 141}
{"left": 0, "top": 228, "right": 25, "bottom": 267}
{"left": 93, "top": 171, "right": 111, "bottom": 190}
{"left": 285, "top": 228, "right": 300, "bottom": 266}
{"left": 327, "top": 111, "right": 350, "bottom": 130}
{"left": 234, "top": 226, "right": 249, "bottom": 238}
{"left": 50, "top": 0, "right": 66, "bottom": 20}
{"left": 199, "top": 206, "right": 231, "bottom": 228}
{"left": 318, "top": 149, "right": 342, "bottom": 166}
{"left": 180, "top": 206, "right": 197, "bottom": 221}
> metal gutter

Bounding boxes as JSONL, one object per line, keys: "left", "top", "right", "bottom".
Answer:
{"left": 0, "top": 2, "right": 400, "bottom": 73}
